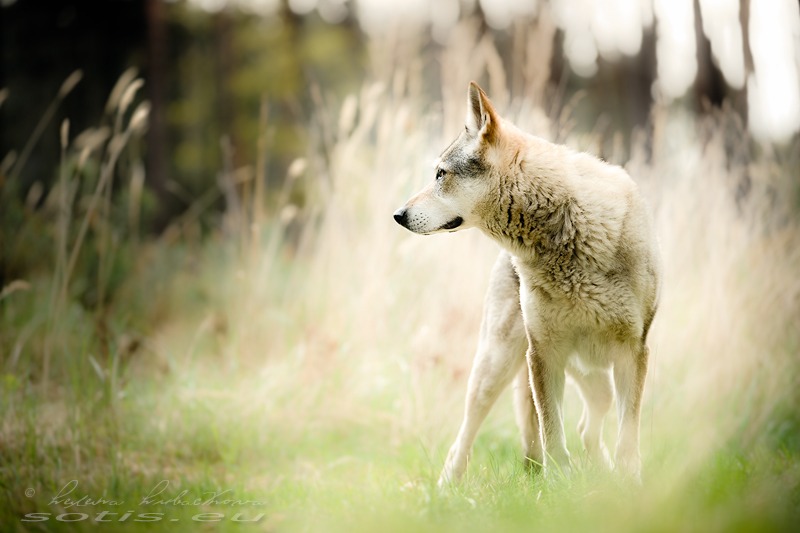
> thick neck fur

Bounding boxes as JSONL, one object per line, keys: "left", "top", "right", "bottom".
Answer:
{"left": 476, "top": 133, "right": 578, "bottom": 268}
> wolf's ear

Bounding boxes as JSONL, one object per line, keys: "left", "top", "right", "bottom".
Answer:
{"left": 466, "top": 81, "right": 499, "bottom": 143}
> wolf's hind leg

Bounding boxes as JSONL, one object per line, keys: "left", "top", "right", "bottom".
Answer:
{"left": 513, "top": 364, "right": 542, "bottom": 471}
{"left": 438, "top": 333, "right": 522, "bottom": 487}
{"left": 613, "top": 343, "right": 649, "bottom": 481}
{"left": 568, "top": 366, "right": 613, "bottom": 468}
{"left": 438, "top": 253, "right": 526, "bottom": 488}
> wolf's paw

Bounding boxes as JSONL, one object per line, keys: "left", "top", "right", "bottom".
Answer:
{"left": 597, "top": 444, "right": 614, "bottom": 470}
{"left": 543, "top": 451, "right": 573, "bottom": 481}
{"left": 437, "top": 448, "right": 468, "bottom": 489}
{"left": 614, "top": 454, "right": 642, "bottom": 484}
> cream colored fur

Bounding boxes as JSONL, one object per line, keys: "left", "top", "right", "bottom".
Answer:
{"left": 393, "top": 82, "right": 660, "bottom": 485}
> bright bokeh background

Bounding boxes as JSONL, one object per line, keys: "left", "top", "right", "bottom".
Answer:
{"left": 189, "top": 0, "right": 800, "bottom": 142}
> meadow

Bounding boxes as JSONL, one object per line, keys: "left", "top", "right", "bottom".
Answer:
{"left": 1, "top": 22, "right": 799, "bottom": 532}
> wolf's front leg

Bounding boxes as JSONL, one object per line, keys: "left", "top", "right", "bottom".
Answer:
{"left": 527, "top": 340, "right": 571, "bottom": 476}
{"left": 513, "top": 364, "right": 543, "bottom": 471}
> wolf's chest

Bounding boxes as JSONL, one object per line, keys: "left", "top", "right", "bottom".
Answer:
{"left": 516, "top": 264, "right": 638, "bottom": 342}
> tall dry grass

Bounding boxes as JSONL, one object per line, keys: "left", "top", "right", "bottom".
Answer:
{"left": 2, "top": 68, "right": 151, "bottom": 393}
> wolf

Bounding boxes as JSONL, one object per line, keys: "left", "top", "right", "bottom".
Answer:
{"left": 393, "top": 82, "right": 660, "bottom": 485}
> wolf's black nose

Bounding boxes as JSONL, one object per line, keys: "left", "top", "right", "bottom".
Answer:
{"left": 393, "top": 208, "right": 408, "bottom": 227}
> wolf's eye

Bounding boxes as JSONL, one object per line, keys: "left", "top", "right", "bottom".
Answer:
{"left": 435, "top": 168, "right": 445, "bottom": 180}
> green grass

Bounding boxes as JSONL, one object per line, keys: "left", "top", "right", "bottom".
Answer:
{"left": 2, "top": 352, "right": 798, "bottom": 532}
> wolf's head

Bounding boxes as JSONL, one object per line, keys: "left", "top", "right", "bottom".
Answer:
{"left": 394, "top": 82, "right": 509, "bottom": 235}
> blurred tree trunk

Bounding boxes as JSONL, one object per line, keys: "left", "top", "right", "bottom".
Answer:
{"left": 279, "top": 0, "right": 305, "bottom": 118}
{"left": 145, "top": 0, "right": 171, "bottom": 228}
{"left": 629, "top": 28, "right": 657, "bottom": 130}
{"left": 693, "top": 0, "right": 726, "bottom": 109}
{"left": 738, "top": 0, "right": 754, "bottom": 121}
{"left": 214, "top": 9, "right": 247, "bottom": 234}
{"left": 214, "top": 10, "right": 242, "bottom": 169}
